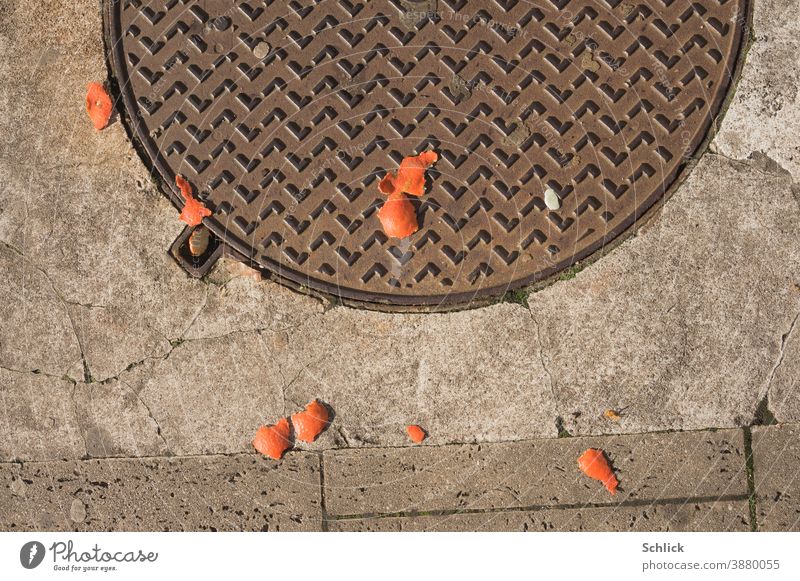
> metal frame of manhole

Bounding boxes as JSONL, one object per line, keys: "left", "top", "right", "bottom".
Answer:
{"left": 103, "top": 0, "right": 751, "bottom": 311}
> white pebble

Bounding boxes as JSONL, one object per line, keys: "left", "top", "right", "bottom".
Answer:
{"left": 253, "top": 41, "right": 271, "bottom": 60}
{"left": 544, "top": 187, "right": 561, "bottom": 210}
{"left": 70, "top": 498, "right": 86, "bottom": 523}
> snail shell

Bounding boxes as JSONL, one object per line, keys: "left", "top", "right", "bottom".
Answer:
{"left": 188, "top": 226, "right": 210, "bottom": 257}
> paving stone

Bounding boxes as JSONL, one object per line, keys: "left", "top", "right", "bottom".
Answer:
{"left": 323, "top": 430, "right": 748, "bottom": 516}
{"left": 0, "top": 369, "right": 85, "bottom": 461}
{"left": 752, "top": 424, "right": 800, "bottom": 531}
{"left": 0, "top": 452, "right": 322, "bottom": 531}
{"left": 119, "top": 332, "right": 285, "bottom": 456}
{"left": 329, "top": 501, "right": 751, "bottom": 531}
{"left": 714, "top": 0, "right": 800, "bottom": 181}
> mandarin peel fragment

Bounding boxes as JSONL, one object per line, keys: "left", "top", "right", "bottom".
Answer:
{"left": 406, "top": 425, "right": 426, "bottom": 444}
{"left": 175, "top": 174, "right": 212, "bottom": 227}
{"left": 86, "top": 82, "right": 113, "bottom": 130}
{"left": 394, "top": 150, "right": 438, "bottom": 196}
{"left": 252, "top": 418, "right": 292, "bottom": 460}
{"left": 291, "top": 400, "right": 330, "bottom": 443}
{"left": 382, "top": 150, "right": 439, "bottom": 197}
{"left": 378, "top": 192, "right": 418, "bottom": 239}
{"left": 577, "top": 448, "right": 619, "bottom": 495}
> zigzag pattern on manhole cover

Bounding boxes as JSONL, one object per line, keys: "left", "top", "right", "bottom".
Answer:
{"left": 105, "top": 0, "right": 748, "bottom": 308}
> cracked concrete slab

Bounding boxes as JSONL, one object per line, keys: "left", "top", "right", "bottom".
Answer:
{"left": 182, "top": 273, "right": 320, "bottom": 342}
{"left": 72, "top": 380, "right": 170, "bottom": 458}
{"left": 0, "top": 369, "right": 85, "bottom": 461}
{"left": 282, "top": 303, "right": 558, "bottom": 448}
{"left": 0, "top": 244, "right": 83, "bottom": 377}
{"left": 0, "top": 161, "right": 207, "bottom": 383}
{"left": 0, "top": 452, "right": 322, "bottom": 531}
{"left": 119, "top": 332, "right": 285, "bottom": 456}
{"left": 714, "top": 0, "right": 800, "bottom": 181}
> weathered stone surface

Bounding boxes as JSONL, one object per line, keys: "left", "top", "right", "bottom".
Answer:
{"left": 182, "top": 274, "right": 319, "bottom": 342}
{"left": 284, "top": 303, "right": 558, "bottom": 449}
{"left": 0, "top": 1, "right": 116, "bottom": 167}
{"left": 323, "top": 430, "right": 748, "bottom": 516}
{"left": 752, "top": 424, "right": 800, "bottom": 531}
{"left": 119, "top": 332, "right": 285, "bottom": 456}
{"left": 0, "top": 244, "right": 83, "bottom": 377}
{"left": 0, "top": 369, "right": 85, "bottom": 461}
{"left": 714, "top": 0, "right": 800, "bottom": 181}
{"left": 72, "top": 380, "right": 170, "bottom": 458}
{"left": 0, "top": 452, "right": 322, "bottom": 531}
{"left": 534, "top": 154, "right": 800, "bottom": 436}
{"left": 330, "top": 501, "right": 751, "bottom": 531}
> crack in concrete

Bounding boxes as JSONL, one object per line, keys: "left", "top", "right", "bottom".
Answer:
{"left": 528, "top": 308, "right": 558, "bottom": 416}
{"left": 120, "top": 378, "right": 170, "bottom": 451}
{"left": 764, "top": 312, "right": 799, "bottom": 398}
{"left": 0, "top": 364, "right": 77, "bottom": 384}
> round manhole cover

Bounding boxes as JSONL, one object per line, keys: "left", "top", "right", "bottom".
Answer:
{"left": 104, "top": 0, "right": 747, "bottom": 308}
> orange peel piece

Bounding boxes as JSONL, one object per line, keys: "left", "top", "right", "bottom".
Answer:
{"left": 86, "top": 82, "right": 112, "bottom": 130}
{"left": 253, "top": 418, "right": 292, "bottom": 460}
{"left": 381, "top": 150, "right": 438, "bottom": 197}
{"left": 578, "top": 448, "right": 619, "bottom": 495}
{"left": 175, "top": 174, "right": 212, "bottom": 227}
{"left": 378, "top": 192, "right": 418, "bottom": 239}
{"left": 291, "top": 400, "right": 330, "bottom": 443}
{"left": 406, "top": 425, "right": 426, "bottom": 444}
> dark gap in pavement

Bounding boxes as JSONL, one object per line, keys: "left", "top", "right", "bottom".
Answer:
{"left": 742, "top": 427, "right": 758, "bottom": 531}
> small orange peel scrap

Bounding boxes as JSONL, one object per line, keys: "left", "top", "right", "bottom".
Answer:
{"left": 253, "top": 417, "right": 292, "bottom": 460}
{"left": 578, "top": 448, "right": 619, "bottom": 495}
{"left": 406, "top": 424, "right": 426, "bottom": 444}
{"left": 176, "top": 174, "right": 212, "bottom": 226}
{"left": 86, "top": 82, "right": 113, "bottom": 130}
{"left": 291, "top": 400, "right": 330, "bottom": 443}
{"left": 380, "top": 151, "right": 438, "bottom": 197}
{"left": 378, "top": 192, "right": 418, "bottom": 239}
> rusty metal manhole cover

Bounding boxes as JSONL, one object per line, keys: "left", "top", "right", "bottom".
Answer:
{"left": 104, "top": 0, "right": 747, "bottom": 308}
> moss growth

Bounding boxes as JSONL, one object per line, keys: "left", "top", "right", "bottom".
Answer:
{"left": 502, "top": 289, "right": 529, "bottom": 307}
